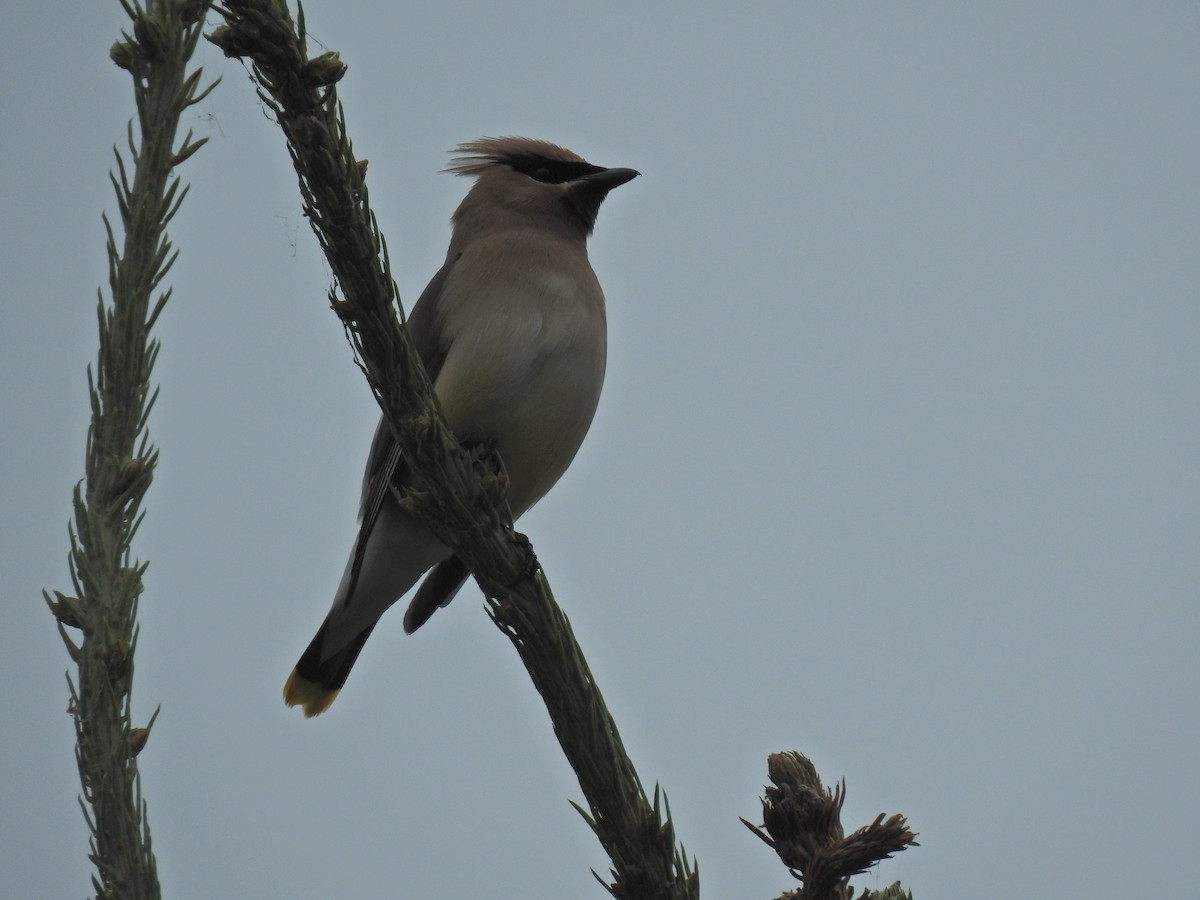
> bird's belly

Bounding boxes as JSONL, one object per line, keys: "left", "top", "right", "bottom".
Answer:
{"left": 490, "top": 352, "right": 604, "bottom": 513}
{"left": 436, "top": 307, "right": 606, "bottom": 516}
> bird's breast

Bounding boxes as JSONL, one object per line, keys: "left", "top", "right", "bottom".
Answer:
{"left": 433, "top": 264, "right": 608, "bottom": 515}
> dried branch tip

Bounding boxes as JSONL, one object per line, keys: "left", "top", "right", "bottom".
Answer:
{"left": 742, "top": 752, "right": 918, "bottom": 900}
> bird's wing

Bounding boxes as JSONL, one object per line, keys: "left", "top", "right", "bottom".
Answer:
{"left": 345, "top": 253, "right": 462, "bottom": 596}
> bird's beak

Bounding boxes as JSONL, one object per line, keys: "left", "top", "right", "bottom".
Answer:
{"left": 565, "top": 167, "right": 640, "bottom": 231}
{"left": 580, "top": 167, "right": 641, "bottom": 192}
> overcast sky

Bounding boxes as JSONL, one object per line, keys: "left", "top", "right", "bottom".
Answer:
{"left": 3, "top": 3, "right": 1198, "bottom": 898}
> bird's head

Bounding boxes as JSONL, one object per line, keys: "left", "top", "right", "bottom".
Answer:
{"left": 447, "top": 137, "right": 639, "bottom": 238}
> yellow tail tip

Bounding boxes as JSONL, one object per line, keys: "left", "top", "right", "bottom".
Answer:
{"left": 283, "top": 668, "right": 339, "bottom": 718}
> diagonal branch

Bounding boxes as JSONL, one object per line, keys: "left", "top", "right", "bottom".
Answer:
{"left": 208, "top": 2, "right": 696, "bottom": 897}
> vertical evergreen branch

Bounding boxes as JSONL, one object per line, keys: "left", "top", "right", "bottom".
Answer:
{"left": 44, "top": 2, "right": 215, "bottom": 897}
{"left": 209, "top": 3, "right": 696, "bottom": 896}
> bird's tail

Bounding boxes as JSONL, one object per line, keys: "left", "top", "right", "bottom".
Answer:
{"left": 283, "top": 621, "right": 377, "bottom": 717}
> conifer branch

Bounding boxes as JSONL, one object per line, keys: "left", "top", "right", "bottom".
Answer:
{"left": 741, "top": 753, "right": 918, "bottom": 900}
{"left": 45, "top": 2, "right": 215, "bottom": 897}
{"left": 208, "top": 3, "right": 697, "bottom": 896}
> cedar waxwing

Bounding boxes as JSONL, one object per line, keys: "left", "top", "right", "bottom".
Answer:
{"left": 284, "top": 137, "right": 639, "bottom": 716}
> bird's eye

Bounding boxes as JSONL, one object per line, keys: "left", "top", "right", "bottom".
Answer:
{"left": 532, "top": 167, "right": 553, "bottom": 182}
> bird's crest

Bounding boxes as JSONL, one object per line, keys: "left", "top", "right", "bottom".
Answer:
{"left": 446, "top": 136, "right": 602, "bottom": 183}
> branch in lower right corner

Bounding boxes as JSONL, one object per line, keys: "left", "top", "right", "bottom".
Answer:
{"left": 740, "top": 751, "right": 918, "bottom": 900}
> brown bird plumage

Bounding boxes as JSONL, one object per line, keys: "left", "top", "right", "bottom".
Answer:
{"left": 283, "top": 137, "right": 639, "bottom": 716}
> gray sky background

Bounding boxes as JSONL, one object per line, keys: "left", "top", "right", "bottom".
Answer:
{"left": 3, "top": 3, "right": 1197, "bottom": 898}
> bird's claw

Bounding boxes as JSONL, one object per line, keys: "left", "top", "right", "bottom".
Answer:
{"left": 508, "top": 530, "right": 540, "bottom": 584}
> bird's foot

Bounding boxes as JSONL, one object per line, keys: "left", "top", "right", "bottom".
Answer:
{"left": 508, "top": 529, "right": 540, "bottom": 584}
